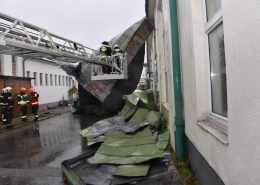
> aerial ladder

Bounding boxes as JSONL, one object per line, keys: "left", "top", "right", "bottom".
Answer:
{"left": 0, "top": 12, "right": 128, "bottom": 80}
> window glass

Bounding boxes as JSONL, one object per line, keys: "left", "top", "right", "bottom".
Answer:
{"left": 50, "top": 74, "right": 53, "bottom": 86}
{"left": 12, "top": 56, "right": 16, "bottom": 76}
{"left": 45, "top": 74, "right": 48, "bottom": 86}
{"left": 34, "top": 72, "right": 37, "bottom": 86}
{"left": 40, "top": 73, "right": 43, "bottom": 86}
{"left": 55, "top": 75, "right": 57, "bottom": 86}
{"left": 59, "top": 75, "right": 61, "bottom": 86}
{"left": 208, "top": 23, "right": 227, "bottom": 117}
{"left": 27, "top": 71, "right": 30, "bottom": 78}
{"left": 205, "top": 0, "right": 221, "bottom": 21}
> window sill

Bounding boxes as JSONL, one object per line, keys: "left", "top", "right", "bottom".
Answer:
{"left": 197, "top": 121, "right": 228, "bottom": 146}
{"left": 162, "top": 102, "right": 169, "bottom": 111}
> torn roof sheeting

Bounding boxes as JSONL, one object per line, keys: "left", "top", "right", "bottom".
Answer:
{"left": 118, "top": 99, "right": 138, "bottom": 120}
{"left": 59, "top": 18, "right": 154, "bottom": 103}
{"left": 87, "top": 127, "right": 164, "bottom": 165}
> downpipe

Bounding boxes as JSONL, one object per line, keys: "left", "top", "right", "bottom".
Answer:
{"left": 169, "top": 0, "right": 184, "bottom": 161}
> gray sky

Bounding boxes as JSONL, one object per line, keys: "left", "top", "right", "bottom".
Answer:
{"left": 0, "top": 0, "right": 145, "bottom": 49}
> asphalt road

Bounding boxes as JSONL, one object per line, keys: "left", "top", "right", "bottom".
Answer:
{"left": 0, "top": 112, "right": 109, "bottom": 185}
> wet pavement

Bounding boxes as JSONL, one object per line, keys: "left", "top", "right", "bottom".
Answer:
{"left": 0, "top": 112, "right": 112, "bottom": 185}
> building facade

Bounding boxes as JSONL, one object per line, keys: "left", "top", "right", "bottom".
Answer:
{"left": 0, "top": 54, "right": 76, "bottom": 110}
{"left": 146, "top": 0, "right": 260, "bottom": 184}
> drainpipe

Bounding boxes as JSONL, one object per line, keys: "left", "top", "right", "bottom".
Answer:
{"left": 169, "top": 0, "right": 184, "bottom": 161}
{"left": 22, "top": 58, "right": 26, "bottom": 77}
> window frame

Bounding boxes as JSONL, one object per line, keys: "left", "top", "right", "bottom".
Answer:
{"left": 202, "top": 1, "right": 228, "bottom": 127}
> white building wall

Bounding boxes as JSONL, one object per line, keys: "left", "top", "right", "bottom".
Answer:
{"left": 177, "top": 0, "right": 260, "bottom": 184}
{"left": 150, "top": 0, "right": 176, "bottom": 150}
{"left": 148, "top": 0, "right": 260, "bottom": 184}
{"left": 1, "top": 55, "right": 77, "bottom": 108}
{"left": 23, "top": 58, "right": 75, "bottom": 105}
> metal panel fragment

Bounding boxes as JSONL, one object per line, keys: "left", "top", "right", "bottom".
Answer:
{"left": 143, "top": 111, "right": 162, "bottom": 126}
{"left": 129, "top": 108, "right": 149, "bottom": 122}
{"left": 91, "top": 115, "right": 125, "bottom": 138}
{"left": 157, "top": 130, "right": 170, "bottom": 151}
{"left": 113, "top": 164, "right": 150, "bottom": 177}
{"left": 118, "top": 100, "right": 138, "bottom": 119}
{"left": 83, "top": 164, "right": 118, "bottom": 185}
{"left": 79, "top": 126, "right": 106, "bottom": 146}
{"left": 87, "top": 127, "right": 164, "bottom": 165}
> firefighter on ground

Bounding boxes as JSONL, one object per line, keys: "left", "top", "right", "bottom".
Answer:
{"left": 29, "top": 88, "right": 39, "bottom": 121}
{"left": 5, "top": 87, "right": 14, "bottom": 129}
{"left": 17, "top": 87, "right": 29, "bottom": 121}
{"left": 0, "top": 88, "right": 6, "bottom": 125}
{"left": 100, "top": 41, "right": 112, "bottom": 74}
{"left": 112, "top": 45, "right": 123, "bottom": 74}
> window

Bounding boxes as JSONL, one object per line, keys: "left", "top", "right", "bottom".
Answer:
{"left": 34, "top": 72, "right": 37, "bottom": 86}
{"left": 50, "top": 74, "right": 53, "bottom": 86}
{"left": 0, "top": 54, "right": 2, "bottom": 75}
{"left": 59, "top": 75, "right": 61, "bottom": 86}
{"left": 55, "top": 75, "right": 57, "bottom": 86}
{"left": 40, "top": 73, "right": 43, "bottom": 86}
{"left": 66, "top": 76, "right": 68, "bottom": 86}
{"left": 203, "top": 0, "right": 227, "bottom": 126}
{"left": 62, "top": 76, "right": 64, "bottom": 86}
{"left": 12, "top": 56, "right": 16, "bottom": 76}
{"left": 45, "top": 74, "right": 48, "bottom": 86}
{"left": 27, "top": 71, "right": 30, "bottom": 78}
{"left": 69, "top": 77, "right": 72, "bottom": 86}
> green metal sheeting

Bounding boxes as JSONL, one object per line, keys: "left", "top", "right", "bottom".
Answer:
{"left": 126, "top": 91, "right": 148, "bottom": 105}
{"left": 87, "top": 126, "right": 164, "bottom": 164}
{"left": 79, "top": 126, "right": 106, "bottom": 146}
{"left": 113, "top": 164, "right": 150, "bottom": 177}
{"left": 118, "top": 99, "right": 138, "bottom": 119}
{"left": 129, "top": 108, "right": 149, "bottom": 122}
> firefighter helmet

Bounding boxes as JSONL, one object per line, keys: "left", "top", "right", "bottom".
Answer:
{"left": 114, "top": 45, "right": 119, "bottom": 49}
{"left": 21, "top": 87, "right": 26, "bottom": 92}
{"left": 6, "top": 87, "right": 12, "bottom": 93}
{"left": 2, "top": 88, "right": 6, "bottom": 93}
{"left": 102, "top": 41, "right": 109, "bottom": 45}
{"left": 29, "top": 88, "right": 35, "bottom": 93}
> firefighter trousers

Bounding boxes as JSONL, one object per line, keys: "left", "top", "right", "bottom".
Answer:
{"left": 2, "top": 108, "right": 6, "bottom": 125}
{"left": 20, "top": 106, "right": 27, "bottom": 121}
{"left": 32, "top": 106, "right": 39, "bottom": 121}
{"left": 5, "top": 109, "right": 13, "bottom": 125}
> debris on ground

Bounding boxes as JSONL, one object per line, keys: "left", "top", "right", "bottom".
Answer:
{"left": 62, "top": 90, "right": 181, "bottom": 185}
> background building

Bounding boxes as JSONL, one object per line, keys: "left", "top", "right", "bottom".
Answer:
{"left": 146, "top": 0, "right": 260, "bottom": 184}
{"left": 0, "top": 54, "right": 76, "bottom": 111}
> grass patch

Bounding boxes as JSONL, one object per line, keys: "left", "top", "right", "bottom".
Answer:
{"left": 169, "top": 143, "right": 199, "bottom": 185}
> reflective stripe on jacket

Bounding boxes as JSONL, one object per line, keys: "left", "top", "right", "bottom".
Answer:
{"left": 17, "top": 93, "right": 29, "bottom": 106}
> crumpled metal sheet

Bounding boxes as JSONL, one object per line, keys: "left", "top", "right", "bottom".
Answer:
{"left": 126, "top": 93, "right": 140, "bottom": 105}
{"left": 118, "top": 100, "right": 138, "bottom": 119}
{"left": 79, "top": 126, "right": 106, "bottom": 146}
{"left": 157, "top": 130, "right": 170, "bottom": 151}
{"left": 113, "top": 164, "right": 150, "bottom": 177}
{"left": 83, "top": 164, "right": 118, "bottom": 185}
{"left": 116, "top": 122, "right": 150, "bottom": 133}
{"left": 91, "top": 115, "right": 125, "bottom": 138}
{"left": 59, "top": 18, "right": 154, "bottom": 103}
{"left": 143, "top": 111, "right": 162, "bottom": 126}
{"left": 87, "top": 127, "right": 164, "bottom": 165}
{"left": 129, "top": 108, "right": 149, "bottom": 122}
{"left": 111, "top": 176, "right": 146, "bottom": 185}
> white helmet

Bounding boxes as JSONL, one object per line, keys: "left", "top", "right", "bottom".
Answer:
{"left": 114, "top": 45, "right": 119, "bottom": 49}
{"left": 2, "top": 88, "right": 6, "bottom": 93}
{"left": 6, "top": 87, "right": 13, "bottom": 93}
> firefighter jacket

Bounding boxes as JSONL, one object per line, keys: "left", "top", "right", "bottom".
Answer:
{"left": 100, "top": 45, "right": 112, "bottom": 56}
{"left": 112, "top": 48, "right": 123, "bottom": 55}
{"left": 6, "top": 93, "right": 14, "bottom": 110}
{"left": 31, "top": 92, "right": 39, "bottom": 106}
{"left": 0, "top": 93, "right": 4, "bottom": 108}
{"left": 17, "top": 93, "right": 29, "bottom": 106}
